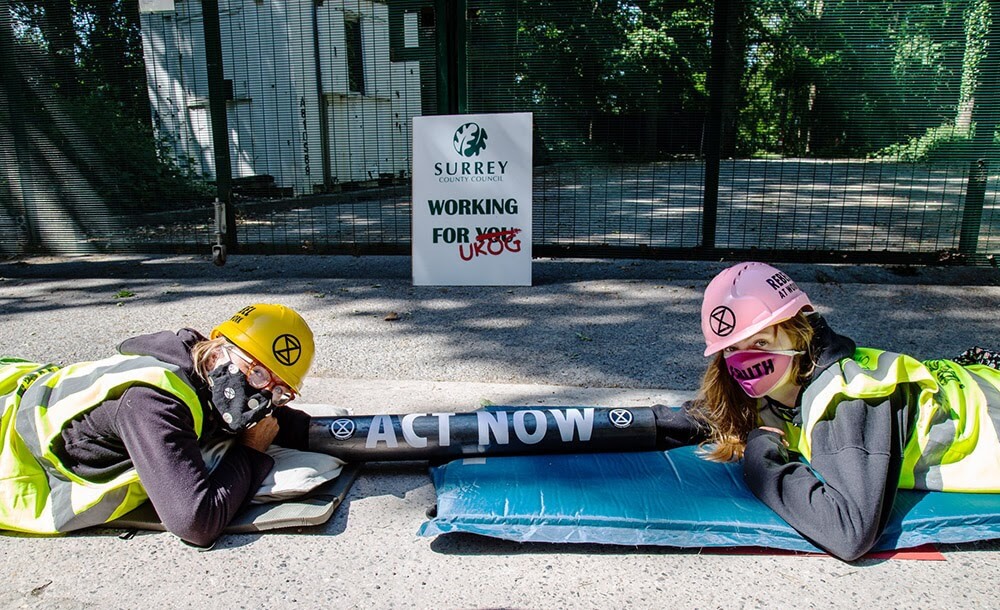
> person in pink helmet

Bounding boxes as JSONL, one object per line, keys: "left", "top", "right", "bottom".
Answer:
{"left": 653, "top": 261, "right": 1000, "bottom": 561}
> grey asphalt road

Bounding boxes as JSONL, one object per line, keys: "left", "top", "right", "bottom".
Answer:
{"left": 0, "top": 254, "right": 998, "bottom": 609}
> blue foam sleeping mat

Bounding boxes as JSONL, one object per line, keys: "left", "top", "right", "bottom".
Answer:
{"left": 419, "top": 445, "right": 1000, "bottom": 553}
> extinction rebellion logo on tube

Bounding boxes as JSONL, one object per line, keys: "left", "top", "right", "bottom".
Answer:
{"left": 435, "top": 122, "right": 507, "bottom": 183}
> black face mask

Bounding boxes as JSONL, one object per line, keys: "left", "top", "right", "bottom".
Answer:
{"left": 207, "top": 364, "right": 274, "bottom": 434}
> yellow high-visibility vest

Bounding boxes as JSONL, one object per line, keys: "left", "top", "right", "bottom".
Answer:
{"left": 781, "top": 348, "right": 1000, "bottom": 492}
{"left": 0, "top": 355, "right": 203, "bottom": 534}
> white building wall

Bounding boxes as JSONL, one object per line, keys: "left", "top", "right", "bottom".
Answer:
{"left": 318, "top": 1, "right": 419, "bottom": 185}
{"left": 141, "top": 1, "right": 213, "bottom": 177}
{"left": 140, "top": 0, "right": 421, "bottom": 196}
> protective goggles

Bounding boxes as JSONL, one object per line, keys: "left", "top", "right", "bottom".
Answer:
{"left": 224, "top": 345, "right": 296, "bottom": 407}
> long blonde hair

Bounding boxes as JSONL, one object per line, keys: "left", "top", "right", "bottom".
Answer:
{"left": 691, "top": 312, "right": 816, "bottom": 462}
{"left": 190, "top": 337, "right": 228, "bottom": 383}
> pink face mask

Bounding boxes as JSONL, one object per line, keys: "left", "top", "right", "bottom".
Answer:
{"left": 723, "top": 349, "right": 802, "bottom": 398}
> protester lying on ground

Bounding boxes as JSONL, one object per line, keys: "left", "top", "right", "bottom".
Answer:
{"left": 0, "top": 303, "right": 317, "bottom": 548}
{"left": 651, "top": 261, "right": 1000, "bottom": 561}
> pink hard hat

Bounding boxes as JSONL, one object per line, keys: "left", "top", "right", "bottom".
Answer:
{"left": 700, "top": 262, "right": 813, "bottom": 357}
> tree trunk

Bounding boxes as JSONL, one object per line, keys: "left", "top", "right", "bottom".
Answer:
{"left": 804, "top": 0, "right": 824, "bottom": 156}
{"left": 719, "top": 0, "right": 745, "bottom": 158}
{"left": 956, "top": 0, "right": 990, "bottom": 134}
{"left": 969, "top": 0, "right": 998, "bottom": 151}
{"left": 41, "top": 0, "right": 78, "bottom": 96}
{"left": 121, "top": 0, "right": 152, "bottom": 123}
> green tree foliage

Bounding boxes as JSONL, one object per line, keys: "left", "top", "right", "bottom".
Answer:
{"left": 613, "top": 0, "right": 712, "bottom": 115}
{"left": 479, "top": 0, "right": 992, "bottom": 161}
{"left": 11, "top": 0, "right": 148, "bottom": 121}
{"left": 741, "top": 0, "right": 971, "bottom": 157}
{"left": 508, "top": 0, "right": 631, "bottom": 156}
{"left": 873, "top": 0, "right": 998, "bottom": 162}
{"left": 6, "top": 0, "right": 997, "bottom": 184}
{"left": 472, "top": 0, "right": 711, "bottom": 160}
{"left": 955, "top": 0, "right": 991, "bottom": 133}
{"left": 6, "top": 0, "right": 210, "bottom": 211}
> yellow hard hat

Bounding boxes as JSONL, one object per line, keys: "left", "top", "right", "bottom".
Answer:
{"left": 211, "top": 304, "right": 315, "bottom": 392}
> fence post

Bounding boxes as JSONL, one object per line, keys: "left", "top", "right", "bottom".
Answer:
{"left": 702, "top": 0, "right": 730, "bottom": 251}
{"left": 202, "top": 0, "right": 236, "bottom": 254}
{"left": 311, "top": 5, "right": 332, "bottom": 190}
{"left": 453, "top": 0, "right": 467, "bottom": 114}
{"left": 434, "top": 0, "right": 449, "bottom": 114}
{"left": 959, "top": 159, "right": 987, "bottom": 256}
{"left": 435, "top": 0, "right": 466, "bottom": 114}
{"left": 959, "top": 1, "right": 999, "bottom": 258}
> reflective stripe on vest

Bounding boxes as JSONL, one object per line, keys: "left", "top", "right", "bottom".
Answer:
{"left": 788, "top": 348, "right": 1000, "bottom": 492}
{"left": 0, "top": 355, "right": 203, "bottom": 534}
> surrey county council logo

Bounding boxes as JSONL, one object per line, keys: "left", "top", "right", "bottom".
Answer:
{"left": 453, "top": 122, "right": 488, "bottom": 157}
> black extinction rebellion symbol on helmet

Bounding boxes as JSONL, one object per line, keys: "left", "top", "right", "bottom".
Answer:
{"left": 453, "top": 122, "right": 487, "bottom": 157}
{"left": 272, "top": 334, "right": 301, "bottom": 366}
{"left": 709, "top": 306, "right": 736, "bottom": 337}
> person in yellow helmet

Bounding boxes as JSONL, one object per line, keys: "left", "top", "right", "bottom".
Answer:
{"left": 651, "top": 262, "right": 1000, "bottom": 561}
{"left": 0, "top": 303, "right": 316, "bottom": 548}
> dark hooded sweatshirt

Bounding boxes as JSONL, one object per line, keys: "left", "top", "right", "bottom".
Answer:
{"left": 53, "top": 329, "right": 311, "bottom": 547}
{"left": 653, "top": 315, "right": 914, "bottom": 561}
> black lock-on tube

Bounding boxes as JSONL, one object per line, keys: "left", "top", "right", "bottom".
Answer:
{"left": 308, "top": 406, "right": 657, "bottom": 462}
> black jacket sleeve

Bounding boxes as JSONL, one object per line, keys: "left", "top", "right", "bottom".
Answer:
{"left": 114, "top": 386, "right": 275, "bottom": 548}
{"left": 651, "top": 403, "right": 712, "bottom": 450}
{"left": 742, "top": 394, "right": 908, "bottom": 561}
{"left": 272, "top": 405, "right": 311, "bottom": 450}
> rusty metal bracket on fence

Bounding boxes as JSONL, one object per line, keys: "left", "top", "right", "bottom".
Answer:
{"left": 212, "top": 198, "right": 227, "bottom": 266}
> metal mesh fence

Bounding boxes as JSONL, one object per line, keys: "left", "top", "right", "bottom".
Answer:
{"left": 1, "top": 0, "right": 997, "bottom": 265}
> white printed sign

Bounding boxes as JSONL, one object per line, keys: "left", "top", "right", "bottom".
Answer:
{"left": 412, "top": 113, "right": 532, "bottom": 286}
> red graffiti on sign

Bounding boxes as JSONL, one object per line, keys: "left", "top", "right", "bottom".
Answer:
{"left": 459, "top": 229, "right": 522, "bottom": 261}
